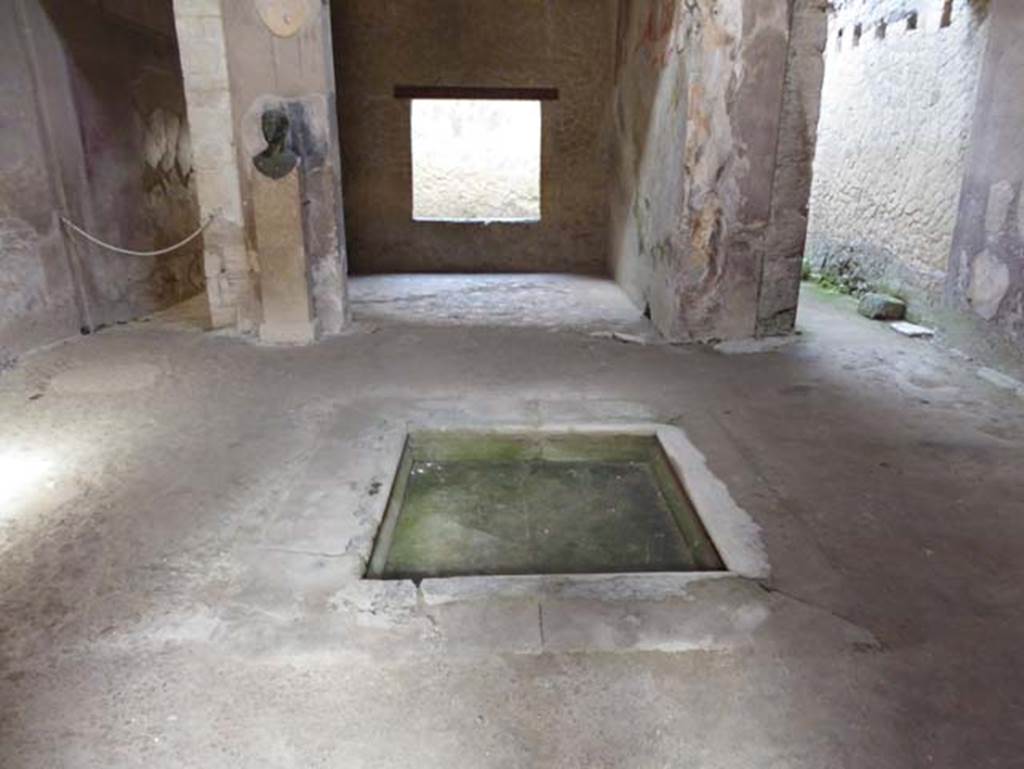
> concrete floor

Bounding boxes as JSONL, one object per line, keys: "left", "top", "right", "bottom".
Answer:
{"left": 1, "top": 277, "right": 1023, "bottom": 767}
{"left": 350, "top": 273, "right": 655, "bottom": 337}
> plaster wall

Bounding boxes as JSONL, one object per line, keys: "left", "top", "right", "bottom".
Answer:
{"left": 333, "top": 0, "right": 618, "bottom": 275}
{"left": 608, "top": 0, "right": 690, "bottom": 329}
{"left": 609, "top": 0, "right": 824, "bottom": 341}
{"left": 0, "top": 0, "right": 81, "bottom": 363}
{"left": 947, "top": 0, "right": 1024, "bottom": 348}
{"left": 1, "top": 0, "right": 203, "bottom": 363}
{"left": 806, "top": 0, "right": 990, "bottom": 305}
{"left": 53, "top": 0, "right": 204, "bottom": 326}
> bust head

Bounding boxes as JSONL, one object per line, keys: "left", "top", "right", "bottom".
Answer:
{"left": 253, "top": 107, "right": 299, "bottom": 180}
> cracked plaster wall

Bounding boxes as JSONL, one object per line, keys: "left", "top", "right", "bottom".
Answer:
{"left": 609, "top": 0, "right": 826, "bottom": 341}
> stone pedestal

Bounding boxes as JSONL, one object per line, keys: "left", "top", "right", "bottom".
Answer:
{"left": 252, "top": 168, "right": 318, "bottom": 344}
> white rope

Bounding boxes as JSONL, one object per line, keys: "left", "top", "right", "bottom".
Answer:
{"left": 60, "top": 214, "right": 215, "bottom": 257}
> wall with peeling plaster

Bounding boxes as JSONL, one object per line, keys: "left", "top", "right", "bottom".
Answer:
{"left": 610, "top": 0, "right": 825, "bottom": 341}
{"left": 948, "top": 0, "right": 1024, "bottom": 348}
{"left": 806, "top": 0, "right": 990, "bottom": 311}
{"left": 333, "top": 0, "right": 619, "bottom": 275}
{"left": 608, "top": 0, "right": 690, "bottom": 332}
{"left": 1, "top": 0, "right": 202, "bottom": 362}
{"left": 56, "top": 0, "right": 204, "bottom": 325}
{"left": 0, "top": 1, "right": 80, "bottom": 363}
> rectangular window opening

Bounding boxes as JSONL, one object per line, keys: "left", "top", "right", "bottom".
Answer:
{"left": 409, "top": 98, "right": 543, "bottom": 224}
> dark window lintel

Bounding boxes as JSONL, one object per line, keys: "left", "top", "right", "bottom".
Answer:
{"left": 394, "top": 85, "right": 559, "bottom": 101}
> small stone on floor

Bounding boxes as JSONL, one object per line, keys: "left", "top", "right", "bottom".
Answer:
{"left": 858, "top": 293, "right": 907, "bottom": 321}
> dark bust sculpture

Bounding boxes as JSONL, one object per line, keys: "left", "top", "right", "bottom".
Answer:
{"left": 253, "top": 108, "right": 299, "bottom": 180}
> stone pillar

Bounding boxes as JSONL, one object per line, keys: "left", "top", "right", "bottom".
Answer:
{"left": 759, "top": 0, "right": 828, "bottom": 336}
{"left": 172, "top": 0, "right": 255, "bottom": 330}
{"left": 173, "top": 0, "right": 348, "bottom": 337}
{"left": 223, "top": 0, "right": 350, "bottom": 336}
{"left": 947, "top": 0, "right": 1024, "bottom": 349}
{"left": 608, "top": 0, "right": 827, "bottom": 342}
{"left": 669, "top": 0, "right": 805, "bottom": 341}
{"left": 252, "top": 169, "right": 318, "bottom": 344}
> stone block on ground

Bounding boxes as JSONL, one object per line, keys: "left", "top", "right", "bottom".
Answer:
{"left": 858, "top": 293, "right": 906, "bottom": 321}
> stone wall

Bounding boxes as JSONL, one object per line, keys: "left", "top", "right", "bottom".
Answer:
{"left": 609, "top": 0, "right": 826, "bottom": 341}
{"left": 333, "top": 0, "right": 619, "bottom": 275}
{"left": 1, "top": 0, "right": 203, "bottom": 363}
{"left": 806, "top": 0, "right": 991, "bottom": 306}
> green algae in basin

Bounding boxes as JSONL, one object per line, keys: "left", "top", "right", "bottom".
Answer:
{"left": 366, "top": 432, "right": 724, "bottom": 580}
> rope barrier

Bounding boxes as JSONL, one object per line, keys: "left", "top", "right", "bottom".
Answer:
{"left": 60, "top": 214, "right": 215, "bottom": 257}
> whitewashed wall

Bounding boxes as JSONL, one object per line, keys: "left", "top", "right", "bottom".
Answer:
{"left": 806, "top": 0, "right": 990, "bottom": 305}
